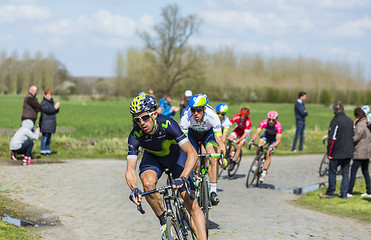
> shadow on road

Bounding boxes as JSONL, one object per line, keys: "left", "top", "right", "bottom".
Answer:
{"left": 208, "top": 219, "right": 220, "bottom": 230}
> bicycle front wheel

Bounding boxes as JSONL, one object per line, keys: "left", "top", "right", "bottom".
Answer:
{"left": 246, "top": 156, "right": 259, "bottom": 188}
{"left": 319, "top": 153, "right": 329, "bottom": 177}
{"left": 180, "top": 209, "right": 196, "bottom": 240}
{"left": 166, "top": 216, "right": 182, "bottom": 240}
{"left": 201, "top": 177, "right": 209, "bottom": 237}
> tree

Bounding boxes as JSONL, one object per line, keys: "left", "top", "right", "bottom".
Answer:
{"left": 139, "top": 4, "right": 203, "bottom": 95}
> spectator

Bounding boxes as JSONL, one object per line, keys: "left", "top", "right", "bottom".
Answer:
{"left": 158, "top": 95, "right": 180, "bottom": 118}
{"left": 148, "top": 89, "right": 155, "bottom": 99}
{"left": 40, "top": 89, "right": 60, "bottom": 156}
{"left": 319, "top": 101, "right": 354, "bottom": 199}
{"left": 179, "top": 90, "right": 192, "bottom": 114}
{"left": 348, "top": 108, "right": 371, "bottom": 198}
{"left": 292, "top": 91, "right": 308, "bottom": 152}
{"left": 22, "top": 85, "right": 41, "bottom": 124}
{"left": 9, "top": 119, "right": 40, "bottom": 163}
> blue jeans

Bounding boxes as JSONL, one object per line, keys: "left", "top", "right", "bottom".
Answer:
{"left": 325, "top": 158, "right": 350, "bottom": 197}
{"left": 13, "top": 140, "right": 34, "bottom": 157}
{"left": 348, "top": 159, "right": 371, "bottom": 195}
{"left": 292, "top": 120, "right": 305, "bottom": 151}
{"left": 40, "top": 133, "right": 52, "bottom": 154}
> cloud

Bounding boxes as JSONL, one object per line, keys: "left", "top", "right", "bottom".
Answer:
{"left": 318, "top": 0, "right": 370, "bottom": 9}
{"left": 329, "top": 17, "right": 371, "bottom": 38}
{"left": 0, "top": 4, "right": 52, "bottom": 24}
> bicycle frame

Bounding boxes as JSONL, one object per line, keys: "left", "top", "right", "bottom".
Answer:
{"left": 246, "top": 143, "right": 269, "bottom": 188}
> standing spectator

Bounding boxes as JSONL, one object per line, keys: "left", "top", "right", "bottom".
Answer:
{"left": 40, "top": 89, "right": 60, "bottom": 156}
{"left": 158, "top": 95, "right": 180, "bottom": 118}
{"left": 22, "top": 85, "right": 41, "bottom": 124}
{"left": 179, "top": 90, "right": 192, "bottom": 114}
{"left": 292, "top": 91, "right": 308, "bottom": 152}
{"left": 348, "top": 108, "right": 371, "bottom": 198}
{"left": 10, "top": 119, "right": 40, "bottom": 163}
{"left": 319, "top": 101, "right": 354, "bottom": 199}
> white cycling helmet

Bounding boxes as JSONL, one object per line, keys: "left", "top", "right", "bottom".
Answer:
{"left": 361, "top": 105, "right": 370, "bottom": 115}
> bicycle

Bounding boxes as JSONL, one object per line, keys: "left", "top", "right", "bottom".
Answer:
{"left": 135, "top": 170, "right": 196, "bottom": 240}
{"left": 246, "top": 143, "right": 269, "bottom": 188}
{"left": 224, "top": 139, "right": 242, "bottom": 178}
{"left": 194, "top": 143, "right": 223, "bottom": 237}
{"left": 319, "top": 137, "right": 342, "bottom": 177}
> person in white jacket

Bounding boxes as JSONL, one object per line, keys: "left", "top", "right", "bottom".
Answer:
{"left": 10, "top": 119, "right": 40, "bottom": 163}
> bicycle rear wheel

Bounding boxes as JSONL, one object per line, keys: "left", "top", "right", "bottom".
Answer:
{"left": 228, "top": 148, "right": 242, "bottom": 178}
{"left": 246, "top": 156, "right": 259, "bottom": 188}
{"left": 256, "top": 158, "right": 264, "bottom": 187}
{"left": 319, "top": 153, "right": 329, "bottom": 177}
{"left": 166, "top": 216, "right": 182, "bottom": 240}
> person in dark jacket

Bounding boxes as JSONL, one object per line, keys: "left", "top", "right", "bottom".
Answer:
{"left": 292, "top": 91, "right": 308, "bottom": 152}
{"left": 22, "top": 85, "right": 41, "bottom": 124}
{"left": 39, "top": 89, "right": 60, "bottom": 156}
{"left": 348, "top": 108, "right": 371, "bottom": 198}
{"left": 319, "top": 101, "right": 354, "bottom": 199}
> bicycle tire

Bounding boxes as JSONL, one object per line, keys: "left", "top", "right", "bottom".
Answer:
{"left": 201, "top": 177, "right": 209, "bottom": 237}
{"left": 180, "top": 209, "right": 196, "bottom": 240}
{"left": 246, "top": 156, "right": 259, "bottom": 188}
{"left": 256, "top": 158, "right": 264, "bottom": 187}
{"left": 319, "top": 153, "right": 329, "bottom": 177}
{"left": 228, "top": 148, "right": 242, "bottom": 178}
{"left": 166, "top": 216, "right": 182, "bottom": 240}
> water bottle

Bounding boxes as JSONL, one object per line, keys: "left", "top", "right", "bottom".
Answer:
{"left": 251, "top": 161, "right": 258, "bottom": 172}
{"left": 230, "top": 150, "right": 235, "bottom": 158}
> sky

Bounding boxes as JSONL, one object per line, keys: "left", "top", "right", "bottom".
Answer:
{"left": 1, "top": 0, "right": 371, "bottom": 78}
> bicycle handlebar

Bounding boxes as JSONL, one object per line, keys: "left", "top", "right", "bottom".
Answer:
{"left": 248, "top": 143, "right": 269, "bottom": 150}
{"left": 134, "top": 179, "right": 195, "bottom": 214}
{"left": 198, "top": 150, "right": 224, "bottom": 159}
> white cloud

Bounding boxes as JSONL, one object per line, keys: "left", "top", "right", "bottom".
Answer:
{"left": 47, "top": 37, "right": 65, "bottom": 46}
{"left": 329, "top": 17, "right": 371, "bottom": 38}
{"left": 0, "top": 4, "right": 52, "bottom": 24}
{"left": 92, "top": 10, "right": 136, "bottom": 37}
{"left": 318, "top": 0, "right": 369, "bottom": 9}
{"left": 92, "top": 37, "right": 127, "bottom": 48}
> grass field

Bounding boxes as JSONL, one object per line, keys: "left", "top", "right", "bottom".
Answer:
{"left": 0, "top": 95, "right": 357, "bottom": 159}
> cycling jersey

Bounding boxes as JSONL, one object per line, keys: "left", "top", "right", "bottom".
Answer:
{"left": 179, "top": 104, "right": 222, "bottom": 136}
{"left": 221, "top": 115, "right": 232, "bottom": 131}
{"left": 230, "top": 114, "right": 252, "bottom": 137}
{"left": 127, "top": 115, "right": 195, "bottom": 191}
{"left": 258, "top": 119, "right": 283, "bottom": 143}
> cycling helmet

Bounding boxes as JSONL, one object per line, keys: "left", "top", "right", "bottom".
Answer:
{"left": 216, "top": 103, "right": 228, "bottom": 114}
{"left": 129, "top": 94, "right": 157, "bottom": 115}
{"left": 188, "top": 94, "right": 209, "bottom": 107}
{"left": 267, "top": 110, "right": 278, "bottom": 120}
{"left": 362, "top": 105, "right": 370, "bottom": 115}
{"left": 240, "top": 107, "right": 250, "bottom": 117}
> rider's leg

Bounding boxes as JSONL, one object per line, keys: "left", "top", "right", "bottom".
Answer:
{"left": 140, "top": 170, "right": 164, "bottom": 219}
{"left": 263, "top": 151, "right": 271, "bottom": 171}
{"left": 182, "top": 191, "right": 207, "bottom": 240}
{"left": 234, "top": 140, "right": 244, "bottom": 162}
{"left": 206, "top": 144, "right": 218, "bottom": 184}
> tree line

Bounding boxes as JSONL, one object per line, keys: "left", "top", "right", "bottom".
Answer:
{"left": 0, "top": 50, "right": 70, "bottom": 95}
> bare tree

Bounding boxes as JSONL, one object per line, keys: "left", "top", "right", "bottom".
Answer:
{"left": 139, "top": 4, "right": 203, "bottom": 95}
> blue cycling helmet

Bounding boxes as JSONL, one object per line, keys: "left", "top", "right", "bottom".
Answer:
{"left": 188, "top": 94, "right": 209, "bottom": 107}
{"left": 129, "top": 94, "right": 157, "bottom": 115}
{"left": 216, "top": 103, "right": 229, "bottom": 114}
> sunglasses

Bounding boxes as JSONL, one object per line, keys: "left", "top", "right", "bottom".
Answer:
{"left": 268, "top": 119, "right": 276, "bottom": 122}
{"left": 134, "top": 112, "right": 154, "bottom": 123}
{"left": 191, "top": 108, "right": 204, "bottom": 113}
{"left": 217, "top": 112, "right": 225, "bottom": 116}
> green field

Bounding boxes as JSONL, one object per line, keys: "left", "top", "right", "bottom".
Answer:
{"left": 0, "top": 95, "right": 357, "bottom": 159}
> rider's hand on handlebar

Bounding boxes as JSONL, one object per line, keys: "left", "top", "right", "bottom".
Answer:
{"left": 268, "top": 146, "right": 275, "bottom": 154}
{"left": 129, "top": 188, "right": 142, "bottom": 205}
{"left": 248, "top": 140, "right": 254, "bottom": 149}
{"left": 171, "top": 177, "right": 187, "bottom": 189}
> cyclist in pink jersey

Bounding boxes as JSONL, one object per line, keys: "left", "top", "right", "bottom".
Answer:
{"left": 227, "top": 107, "right": 252, "bottom": 167}
{"left": 249, "top": 111, "right": 282, "bottom": 183}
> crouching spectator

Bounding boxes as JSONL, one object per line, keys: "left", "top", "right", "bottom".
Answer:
{"left": 10, "top": 120, "right": 40, "bottom": 163}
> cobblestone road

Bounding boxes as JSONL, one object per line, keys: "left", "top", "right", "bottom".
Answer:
{"left": 0, "top": 155, "right": 370, "bottom": 239}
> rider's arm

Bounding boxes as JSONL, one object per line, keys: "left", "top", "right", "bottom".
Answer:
{"left": 222, "top": 129, "right": 229, "bottom": 143}
{"left": 272, "top": 134, "right": 281, "bottom": 148}
{"left": 179, "top": 141, "right": 198, "bottom": 179}
{"left": 125, "top": 158, "right": 138, "bottom": 191}
{"left": 239, "top": 130, "right": 250, "bottom": 143}
{"left": 215, "top": 135, "right": 226, "bottom": 155}
{"left": 251, "top": 128, "right": 262, "bottom": 142}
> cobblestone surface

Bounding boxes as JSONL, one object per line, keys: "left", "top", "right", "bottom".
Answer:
{"left": 0, "top": 155, "right": 370, "bottom": 239}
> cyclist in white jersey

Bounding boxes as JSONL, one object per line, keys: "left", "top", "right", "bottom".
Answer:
{"left": 180, "top": 94, "right": 227, "bottom": 205}
{"left": 216, "top": 103, "right": 232, "bottom": 143}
